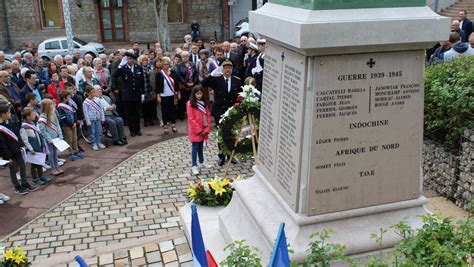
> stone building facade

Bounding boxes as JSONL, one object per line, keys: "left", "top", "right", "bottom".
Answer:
{"left": 0, "top": 0, "right": 230, "bottom": 50}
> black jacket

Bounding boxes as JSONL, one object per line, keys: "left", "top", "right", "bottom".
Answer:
{"left": 202, "top": 75, "right": 242, "bottom": 117}
{"left": 155, "top": 69, "right": 180, "bottom": 96}
{"left": 225, "top": 52, "right": 241, "bottom": 74}
{"left": 176, "top": 62, "right": 199, "bottom": 90}
{"left": 461, "top": 18, "right": 473, "bottom": 41}
{"left": 0, "top": 119, "right": 23, "bottom": 160}
{"left": 113, "top": 64, "right": 145, "bottom": 102}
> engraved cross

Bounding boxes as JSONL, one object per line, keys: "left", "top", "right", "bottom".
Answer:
{"left": 367, "top": 58, "right": 376, "bottom": 68}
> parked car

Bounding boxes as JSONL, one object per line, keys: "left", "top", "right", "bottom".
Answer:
{"left": 234, "top": 18, "right": 259, "bottom": 39}
{"left": 37, "top": 37, "right": 106, "bottom": 61}
{"left": 4, "top": 54, "right": 14, "bottom": 63}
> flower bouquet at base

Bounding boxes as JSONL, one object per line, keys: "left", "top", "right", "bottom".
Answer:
{"left": 1, "top": 246, "right": 31, "bottom": 267}
{"left": 187, "top": 176, "right": 244, "bottom": 207}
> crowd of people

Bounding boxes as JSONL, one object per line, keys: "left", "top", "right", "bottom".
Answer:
{"left": 0, "top": 32, "right": 266, "bottom": 202}
{"left": 427, "top": 10, "right": 474, "bottom": 63}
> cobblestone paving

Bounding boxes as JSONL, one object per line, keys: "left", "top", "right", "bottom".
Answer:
{"left": 1, "top": 136, "right": 254, "bottom": 265}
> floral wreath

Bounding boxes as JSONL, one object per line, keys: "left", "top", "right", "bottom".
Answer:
{"left": 215, "top": 85, "right": 261, "bottom": 160}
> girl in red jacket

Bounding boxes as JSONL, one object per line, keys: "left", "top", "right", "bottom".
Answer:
{"left": 187, "top": 85, "right": 211, "bottom": 175}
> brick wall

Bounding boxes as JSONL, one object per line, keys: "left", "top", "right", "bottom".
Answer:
{"left": 0, "top": 0, "right": 6, "bottom": 49}
{"left": 4, "top": 0, "right": 224, "bottom": 51}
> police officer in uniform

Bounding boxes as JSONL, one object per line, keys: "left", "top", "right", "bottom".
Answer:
{"left": 113, "top": 52, "right": 145, "bottom": 137}
{"left": 202, "top": 59, "right": 242, "bottom": 166}
{"left": 252, "top": 38, "right": 266, "bottom": 92}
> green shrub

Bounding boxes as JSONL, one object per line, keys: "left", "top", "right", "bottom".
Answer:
{"left": 304, "top": 228, "right": 353, "bottom": 267}
{"left": 392, "top": 200, "right": 473, "bottom": 266}
{"left": 220, "top": 240, "right": 263, "bottom": 267}
{"left": 424, "top": 56, "right": 474, "bottom": 152}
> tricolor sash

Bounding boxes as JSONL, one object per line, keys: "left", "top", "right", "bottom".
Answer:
{"left": 160, "top": 70, "right": 175, "bottom": 92}
{"left": 211, "top": 60, "right": 219, "bottom": 70}
{"left": 38, "top": 117, "right": 59, "bottom": 135}
{"left": 197, "top": 101, "right": 206, "bottom": 114}
{"left": 58, "top": 103, "right": 75, "bottom": 113}
{"left": 21, "top": 122, "right": 41, "bottom": 133}
{"left": 69, "top": 99, "right": 78, "bottom": 110}
{"left": 0, "top": 125, "right": 18, "bottom": 141}
{"left": 21, "top": 122, "right": 50, "bottom": 154}
{"left": 84, "top": 98, "right": 102, "bottom": 114}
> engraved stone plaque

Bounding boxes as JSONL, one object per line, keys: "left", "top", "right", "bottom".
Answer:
{"left": 257, "top": 43, "right": 307, "bottom": 211}
{"left": 307, "top": 50, "right": 424, "bottom": 215}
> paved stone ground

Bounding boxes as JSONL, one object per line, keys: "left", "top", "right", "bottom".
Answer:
{"left": 0, "top": 133, "right": 468, "bottom": 266}
{"left": 1, "top": 136, "right": 254, "bottom": 266}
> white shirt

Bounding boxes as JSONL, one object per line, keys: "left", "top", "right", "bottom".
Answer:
{"left": 98, "top": 97, "right": 112, "bottom": 115}
{"left": 161, "top": 74, "right": 174, "bottom": 97}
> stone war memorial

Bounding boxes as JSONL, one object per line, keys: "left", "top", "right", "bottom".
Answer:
{"left": 181, "top": 0, "right": 451, "bottom": 264}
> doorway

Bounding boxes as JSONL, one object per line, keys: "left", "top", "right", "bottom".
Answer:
{"left": 99, "top": 0, "right": 126, "bottom": 42}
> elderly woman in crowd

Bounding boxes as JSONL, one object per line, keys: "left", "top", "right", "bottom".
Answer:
{"left": 137, "top": 55, "right": 155, "bottom": 127}
{"left": 155, "top": 57, "right": 180, "bottom": 134}
{"left": 149, "top": 57, "right": 163, "bottom": 126}
{"left": 176, "top": 51, "right": 198, "bottom": 121}
{"left": 53, "top": 55, "right": 64, "bottom": 68}
{"left": 78, "top": 67, "right": 99, "bottom": 94}
{"left": 93, "top": 57, "right": 111, "bottom": 94}
{"left": 64, "top": 55, "right": 77, "bottom": 73}
{"left": 99, "top": 54, "right": 108, "bottom": 68}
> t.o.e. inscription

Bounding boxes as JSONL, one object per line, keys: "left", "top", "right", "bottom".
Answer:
{"left": 307, "top": 50, "right": 424, "bottom": 215}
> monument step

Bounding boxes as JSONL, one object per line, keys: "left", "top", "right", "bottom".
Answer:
{"left": 31, "top": 230, "right": 189, "bottom": 266}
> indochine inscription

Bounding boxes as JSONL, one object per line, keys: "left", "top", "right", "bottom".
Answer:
{"left": 307, "top": 50, "right": 424, "bottom": 215}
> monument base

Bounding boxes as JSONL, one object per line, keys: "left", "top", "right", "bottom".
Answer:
{"left": 218, "top": 167, "right": 428, "bottom": 264}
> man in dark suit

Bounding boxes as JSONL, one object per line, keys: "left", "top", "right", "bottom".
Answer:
{"left": 202, "top": 59, "right": 242, "bottom": 166}
{"left": 190, "top": 44, "right": 200, "bottom": 64}
{"left": 20, "top": 70, "right": 42, "bottom": 108}
{"left": 222, "top": 41, "right": 241, "bottom": 75}
{"left": 460, "top": 10, "right": 473, "bottom": 41}
{"left": 113, "top": 52, "right": 145, "bottom": 137}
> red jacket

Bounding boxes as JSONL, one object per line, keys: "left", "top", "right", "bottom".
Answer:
{"left": 47, "top": 83, "right": 61, "bottom": 106}
{"left": 187, "top": 101, "right": 211, "bottom": 142}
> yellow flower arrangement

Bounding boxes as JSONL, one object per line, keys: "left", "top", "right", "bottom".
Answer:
{"left": 1, "top": 245, "right": 30, "bottom": 266}
{"left": 186, "top": 176, "right": 242, "bottom": 206}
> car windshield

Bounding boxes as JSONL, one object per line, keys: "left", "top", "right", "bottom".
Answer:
{"left": 73, "top": 37, "right": 87, "bottom": 46}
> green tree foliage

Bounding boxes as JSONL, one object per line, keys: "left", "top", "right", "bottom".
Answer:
{"left": 424, "top": 56, "right": 474, "bottom": 151}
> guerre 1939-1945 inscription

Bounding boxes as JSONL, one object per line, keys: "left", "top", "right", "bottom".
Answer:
{"left": 308, "top": 50, "right": 424, "bottom": 215}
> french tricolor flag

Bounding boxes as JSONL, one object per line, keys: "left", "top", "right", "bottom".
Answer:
{"left": 191, "top": 204, "right": 218, "bottom": 267}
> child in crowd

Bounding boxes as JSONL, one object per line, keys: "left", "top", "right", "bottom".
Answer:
{"left": 64, "top": 82, "right": 84, "bottom": 156}
{"left": 25, "top": 93, "right": 40, "bottom": 122}
{"left": 83, "top": 85, "right": 105, "bottom": 151}
{"left": 186, "top": 85, "right": 211, "bottom": 175}
{"left": 38, "top": 99, "right": 64, "bottom": 176}
{"left": 43, "top": 94, "right": 67, "bottom": 166}
{"left": 58, "top": 91, "right": 80, "bottom": 161}
{"left": 20, "top": 107, "right": 51, "bottom": 185}
{"left": 0, "top": 102, "right": 37, "bottom": 194}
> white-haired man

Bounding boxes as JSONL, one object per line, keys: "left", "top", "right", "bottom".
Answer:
{"left": 0, "top": 51, "right": 7, "bottom": 69}
{"left": 64, "top": 55, "right": 77, "bottom": 72}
